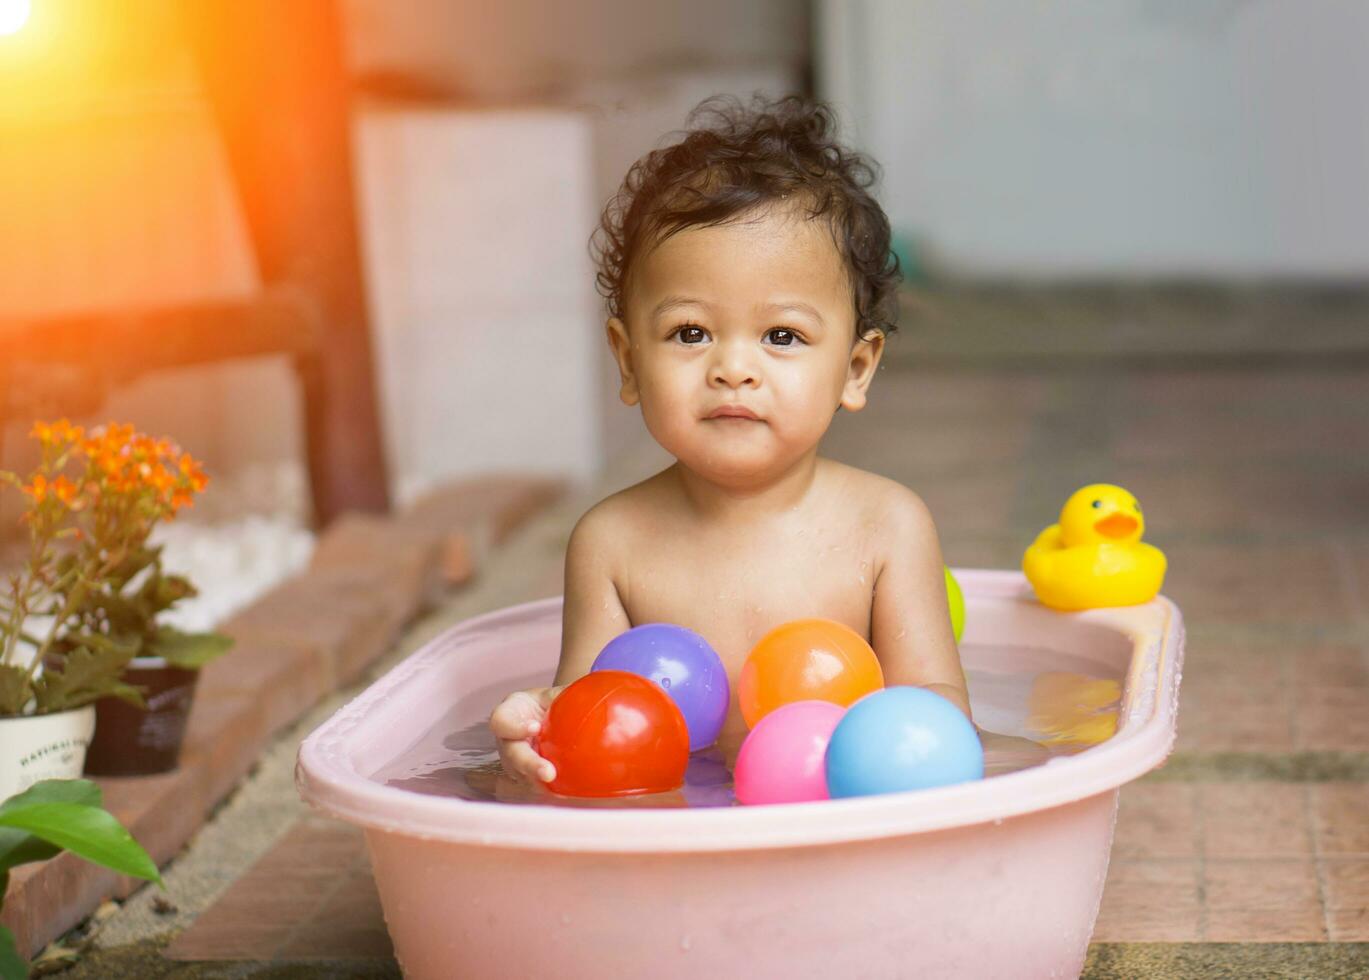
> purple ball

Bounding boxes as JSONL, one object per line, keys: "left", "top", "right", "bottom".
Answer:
{"left": 591, "top": 624, "right": 729, "bottom": 751}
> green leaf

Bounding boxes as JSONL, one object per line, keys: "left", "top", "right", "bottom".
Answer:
{"left": 0, "top": 666, "right": 31, "bottom": 717}
{"left": 144, "top": 573, "right": 196, "bottom": 615}
{"left": 148, "top": 628, "right": 233, "bottom": 670}
{"left": 0, "top": 803, "right": 160, "bottom": 885}
{"left": 0, "top": 830, "right": 59, "bottom": 875}
{"left": 0, "top": 782, "right": 102, "bottom": 874}
{"left": 0, "top": 778, "right": 102, "bottom": 811}
{"left": 106, "top": 546, "right": 157, "bottom": 591}
{"left": 0, "top": 925, "right": 27, "bottom": 980}
{"left": 31, "top": 641, "right": 138, "bottom": 714}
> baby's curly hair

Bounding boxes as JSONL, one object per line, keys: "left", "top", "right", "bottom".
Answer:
{"left": 591, "top": 94, "right": 901, "bottom": 341}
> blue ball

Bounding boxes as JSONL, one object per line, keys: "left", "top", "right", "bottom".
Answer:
{"left": 825, "top": 687, "right": 983, "bottom": 798}
{"left": 591, "top": 624, "right": 729, "bottom": 752}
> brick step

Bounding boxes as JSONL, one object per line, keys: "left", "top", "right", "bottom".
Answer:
{"left": 0, "top": 475, "right": 563, "bottom": 959}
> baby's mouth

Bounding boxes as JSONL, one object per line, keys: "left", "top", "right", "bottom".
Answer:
{"left": 705, "top": 406, "right": 763, "bottom": 422}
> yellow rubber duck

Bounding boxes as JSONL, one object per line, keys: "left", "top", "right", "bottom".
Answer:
{"left": 1023, "top": 484, "right": 1166, "bottom": 611}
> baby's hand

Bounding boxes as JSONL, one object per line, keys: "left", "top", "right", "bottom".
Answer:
{"left": 489, "top": 687, "right": 561, "bottom": 784}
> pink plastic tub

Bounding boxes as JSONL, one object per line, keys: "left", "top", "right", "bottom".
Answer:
{"left": 297, "top": 570, "right": 1184, "bottom": 979}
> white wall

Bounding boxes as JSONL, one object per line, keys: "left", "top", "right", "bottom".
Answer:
{"left": 818, "top": 0, "right": 1369, "bottom": 278}
{"left": 355, "top": 107, "right": 604, "bottom": 504}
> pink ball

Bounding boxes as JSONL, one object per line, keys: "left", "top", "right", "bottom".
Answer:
{"left": 733, "top": 700, "right": 846, "bottom": 805}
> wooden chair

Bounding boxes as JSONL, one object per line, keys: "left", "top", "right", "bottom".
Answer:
{"left": 0, "top": 0, "right": 388, "bottom": 526}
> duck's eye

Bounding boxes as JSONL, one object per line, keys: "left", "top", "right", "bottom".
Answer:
{"left": 1091, "top": 500, "right": 1103, "bottom": 509}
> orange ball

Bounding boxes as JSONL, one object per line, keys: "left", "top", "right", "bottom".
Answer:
{"left": 738, "top": 619, "right": 885, "bottom": 728}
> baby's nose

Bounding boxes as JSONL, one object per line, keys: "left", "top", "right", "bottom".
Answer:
{"left": 709, "top": 342, "right": 760, "bottom": 388}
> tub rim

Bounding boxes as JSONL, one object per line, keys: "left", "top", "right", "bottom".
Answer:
{"left": 296, "top": 569, "right": 1183, "bottom": 853}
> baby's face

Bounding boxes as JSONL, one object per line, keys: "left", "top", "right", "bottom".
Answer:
{"left": 608, "top": 207, "right": 883, "bottom": 488}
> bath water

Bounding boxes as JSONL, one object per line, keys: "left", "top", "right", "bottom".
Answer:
{"left": 373, "top": 640, "right": 1122, "bottom": 809}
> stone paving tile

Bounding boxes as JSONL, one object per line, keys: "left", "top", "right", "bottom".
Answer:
{"left": 1161, "top": 539, "right": 1354, "bottom": 627}
{"left": 828, "top": 409, "right": 1034, "bottom": 473}
{"left": 1202, "top": 859, "right": 1321, "bottom": 910}
{"left": 164, "top": 817, "right": 381, "bottom": 962}
{"left": 1326, "top": 907, "right": 1369, "bottom": 942}
{"left": 1107, "top": 463, "right": 1369, "bottom": 538}
{"left": 166, "top": 825, "right": 383, "bottom": 961}
{"left": 1114, "top": 368, "right": 1369, "bottom": 419}
{"left": 1110, "top": 783, "right": 1199, "bottom": 860}
{"left": 1312, "top": 785, "right": 1369, "bottom": 855}
{"left": 1096, "top": 781, "right": 1369, "bottom": 944}
{"left": 1174, "top": 636, "right": 1369, "bottom": 754}
{"left": 1204, "top": 906, "right": 1329, "bottom": 943}
{"left": 1199, "top": 783, "right": 1314, "bottom": 859}
{"left": 1091, "top": 860, "right": 1200, "bottom": 942}
{"left": 859, "top": 368, "right": 1054, "bottom": 420}
{"left": 1322, "top": 860, "right": 1369, "bottom": 912}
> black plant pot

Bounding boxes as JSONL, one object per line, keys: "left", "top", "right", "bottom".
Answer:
{"left": 83, "top": 659, "right": 199, "bottom": 776}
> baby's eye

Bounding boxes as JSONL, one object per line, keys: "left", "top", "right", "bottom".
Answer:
{"left": 764, "top": 328, "right": 802, "bottom": 347}
{"left": 673, "top": 324, "right": 709, "bottom": 345}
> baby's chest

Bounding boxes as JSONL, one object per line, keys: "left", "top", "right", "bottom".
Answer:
{"left": 619, "top": 540, "right": 877, "bottom": 667}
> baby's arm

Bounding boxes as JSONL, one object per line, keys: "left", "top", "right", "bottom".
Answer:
{"left": 489, "top": 505, "right": 632, "bottom": 782}
{"left": 870, "top": 488, "right": 972, "bottom": 720}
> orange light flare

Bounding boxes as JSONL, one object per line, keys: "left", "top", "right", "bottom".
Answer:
{"left": 0, "top": 0, "right": 29, "bottom": 38}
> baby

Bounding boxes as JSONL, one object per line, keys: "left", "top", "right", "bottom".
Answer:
{"left": 491, "top": 95, "right": 970, "bottom": 786}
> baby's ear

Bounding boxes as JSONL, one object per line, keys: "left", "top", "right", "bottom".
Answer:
{"left": 605, "top": 317, "right": 640, "bottom": 406}
{"left": 840, "top": 329, "right": 884, "bottom": 412}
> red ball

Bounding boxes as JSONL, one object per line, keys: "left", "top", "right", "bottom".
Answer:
{"left": 537, "top": 670, "right": 690, "bottom": 798}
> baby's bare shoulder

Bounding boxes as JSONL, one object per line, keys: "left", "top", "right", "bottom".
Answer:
{"left": 825, "top": 462, "right": 937, "bottom": 543}
{"left": 568, "top": 470, "right": 677, "bottom": 557}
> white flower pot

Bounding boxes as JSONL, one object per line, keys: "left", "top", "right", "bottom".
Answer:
{"left": 0, "top": 705, "right": 97, "bottom": 802}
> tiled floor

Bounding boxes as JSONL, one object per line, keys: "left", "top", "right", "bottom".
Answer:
{"left": 164, "top": 819, "right": 391, "bottom": 961}
{"left": 152, "top": 290, "right": 1369, "bottom": 976}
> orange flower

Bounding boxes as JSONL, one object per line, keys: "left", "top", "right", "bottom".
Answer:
{"left": 149, "top": 465, "right": 176, "bottom": 496}
{"left": 178, "top": 453, "right": 209, "bottom": 492}
{"left": 171, "top": 488, "right": 195, "bottom": 511}
{"left": 50, "top": 475, "right": 80, "bottom": 507}
{"left": 22, "top": 473, "right": 48, "bottom": 502}
{"left": 32, "top": 418, "right": 84, "bottom": 447}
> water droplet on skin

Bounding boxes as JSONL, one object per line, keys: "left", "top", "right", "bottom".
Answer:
{"left": 895, "top": 629, "right": 906, "bottom": 640}
{"left": 680, "top": 935, "right": 692, "bottom": 951}
{"left": 561, "top": 912, "right": 572, "bottom": 925}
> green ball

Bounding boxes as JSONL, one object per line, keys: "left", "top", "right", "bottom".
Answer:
{"left": 945, "top": 566, "right": 965, "bottom": 643}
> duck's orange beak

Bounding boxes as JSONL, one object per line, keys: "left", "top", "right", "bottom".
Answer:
{"left": 1095, "top": 513, "right": 1139, "bottom": 539}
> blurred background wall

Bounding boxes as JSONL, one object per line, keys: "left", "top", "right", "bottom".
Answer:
{"left": 1, "top": 0, "right": 1365, "bottom": 524}
{"left": 819, "top": 0, "right": 1369, "bottom": 279}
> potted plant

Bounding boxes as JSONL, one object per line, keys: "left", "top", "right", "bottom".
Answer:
{"left": 0, "top": 778, "right": 161, "bottom": 979}
{"left": 0, "top": 421, "right": 230, "bottom": 788}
